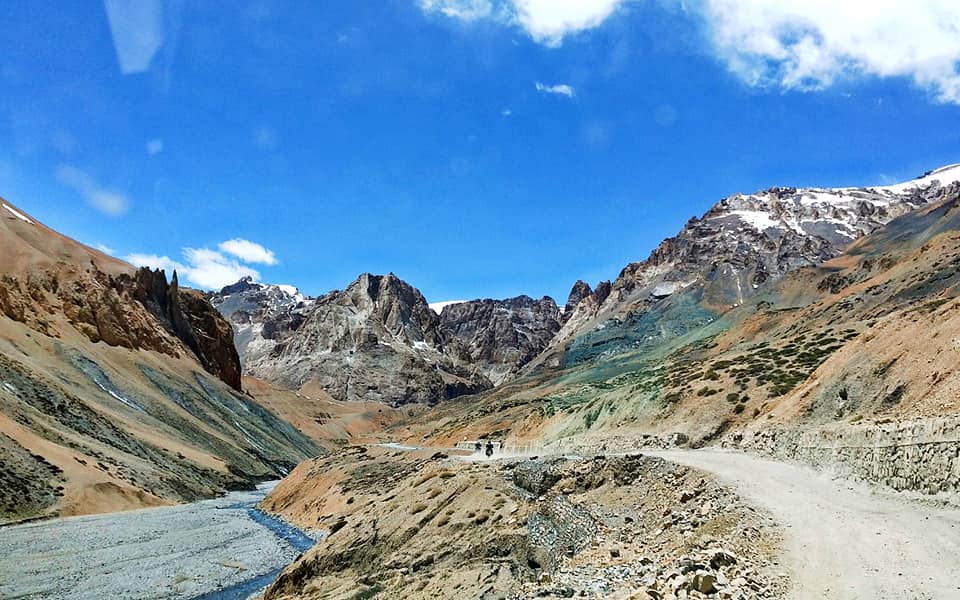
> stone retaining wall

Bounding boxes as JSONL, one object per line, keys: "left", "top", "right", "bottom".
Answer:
{"left": 528, "top": 494, "right": 598, "bottom": 569}
{"left": 739, "top": 416, "right": 960, "bottom": 495}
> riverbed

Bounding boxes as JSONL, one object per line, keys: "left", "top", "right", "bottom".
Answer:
{"left": 0, "top": 482, "right": 316, "bottom": 600}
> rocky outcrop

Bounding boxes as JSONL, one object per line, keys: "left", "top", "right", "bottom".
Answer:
{"left": 0, "top": 199, "right": 318, "bottom": 522}
{"left": 244, "top": 273, "right": 490, "bottom": 404}
{"left": 0, "top": 263, "right": 241, "bottom": 390}
{"left": 214, "top": 275, "right": 568, "bottom": 402}
{"left": 123, "top": 268, "right": 242, "bottom": 390}
{"left": 439, "top": 296, "right": 562, "bottom": 385}
{"left": 564, "top": 280, "right": 593, "bottom": 315}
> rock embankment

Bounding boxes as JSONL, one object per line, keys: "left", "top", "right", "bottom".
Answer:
{"left": 739, "top": 416, "right": 960, "bottom": 496}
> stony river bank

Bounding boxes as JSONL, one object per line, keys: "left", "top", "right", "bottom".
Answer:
{"left": 0, "top": 482, "right": 316, "bottom": 600}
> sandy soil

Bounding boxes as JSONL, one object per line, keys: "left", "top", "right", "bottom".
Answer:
{"left": 650, "top": 449, "right": 960, "bottom": 600}
{"left": 0, "top": 483, "right": 307, "bottom": 600}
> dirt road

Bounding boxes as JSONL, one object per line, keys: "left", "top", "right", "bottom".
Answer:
{"left": 649, "top": 449, "right": 960, "bottom": 600}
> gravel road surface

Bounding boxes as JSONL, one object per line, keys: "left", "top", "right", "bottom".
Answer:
{"left": 650, "top": 449, "right": 960, "bottom": 600}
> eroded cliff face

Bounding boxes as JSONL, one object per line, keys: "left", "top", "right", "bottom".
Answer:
{"left": 213, "top": 276, "right": 571, "bottom": 402}
{"left": 0, "top": 265, "right": 242, "bottom": 391}
{"left": 439, "top": 296, "right": 562, "bottom": 385}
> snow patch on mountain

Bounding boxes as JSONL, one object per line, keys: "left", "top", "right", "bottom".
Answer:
{"left": 2, "top": 204, "right": 34, "bottom": 224}
{"left": 872, "top": 163, "right": 960, "bottom": 194}
{"left": 429, "top": 300, "right": 467, "bottom": 313}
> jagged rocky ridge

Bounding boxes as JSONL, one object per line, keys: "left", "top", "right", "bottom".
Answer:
{"left": 0, "top": 258, "right": 241, "bottom": 391}
{"left": 212, "top": 277, "right": 566, "bottom": 403}
{"left": 208, "top": 277, "right": 314, "bottom": 373}
{"left": 438, "top": 295, "right": 563, "bottom": 385}
{"left": 215, "top": 274, "right": 490, "bottom": 405}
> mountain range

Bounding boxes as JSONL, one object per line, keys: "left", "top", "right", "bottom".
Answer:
{"left": 3, "top": 163, "right": 960, "bottom": 524}
{"left": 209, "top": 164, "right": 960, "bottom": 408}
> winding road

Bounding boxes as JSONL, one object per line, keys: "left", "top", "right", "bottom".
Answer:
{"left": 649, "top": 450, "right": 960, "bottom": 600}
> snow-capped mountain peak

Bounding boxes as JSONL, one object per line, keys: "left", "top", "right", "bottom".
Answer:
{"left": 548, "top": 163, "right": 960, "bottom": 362}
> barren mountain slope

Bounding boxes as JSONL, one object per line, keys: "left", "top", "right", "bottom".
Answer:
{"left": 261, "top": 448, "right": 784, "bottom": 600}
{"left": 538, "top": 165, "right": 960, "bottom": 369}
{"left": 242, "top": 376, "right": 402, "bottom": 451}
{"left": 241, "top": 273, "right": 491, "bottom": 405}
{"left": 396, "top": 183, "right": 960, "bottom": 456}
{"left": 0, "top": 199, "right": 319, "bottom": 523}
{"left": 209, "top": 277, "right": 315, "bottom": 372}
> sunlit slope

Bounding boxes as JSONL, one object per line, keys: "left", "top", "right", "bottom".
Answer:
{"left": 0, "top": 199, "right": 319, "bottom": 523}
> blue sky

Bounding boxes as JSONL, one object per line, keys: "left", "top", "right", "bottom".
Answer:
{"left": 2, "top": 1, "right": 959, "bottom": 304}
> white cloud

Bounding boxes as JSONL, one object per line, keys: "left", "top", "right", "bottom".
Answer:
{"left": 146, "top": 139, "right": 164, "bottom": 155}
{"left": 218, "top": 238, "right": 278, "bottom": 265}
{"left": 501, "top": 109, "right": 513, "bottom": 116}
{"left": 95, "top": 243, "right": 116, "bottom": 255}
{"left": 419, "top": 0, "right": 626, "bottom": 46}
{"left": 55, "top": 165, "right": 130, "bottom": 217}
{"left": 421, "top": 0, "right": 960, "bottom": 104}
{"left": 697, "top": 0, "right": 960, "bottom": 103}
{"left": 535, "top": 81, "right": 576, "bottom": 97}
{"left": 182, "top": 248, "right": 260, "bottom": 289}
{"left": 125, "top": 253, "right": 188, "bottom": 275}
{"left": 512, "top": 0, "right": 624, "bottom": 46}
{"left": 125, "top": 239, "right": 278, "bottom": 290}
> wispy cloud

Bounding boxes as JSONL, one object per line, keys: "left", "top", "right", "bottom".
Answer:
{"left": 535, "top": 81, "right": 575, "bottom": 97}
{"left": 55, "top": 165, "right": 130, "bottom": 217}
{"left": 696, "top": 0, "right": 960, "bottom": 104}
{"left": 419, "top": 0, "right": 494, "bottom": 21}
{"left": 419, "top": 0, "right": 625, "bottom": 46}
{"left": 125, "top": 239, "right": 278, "bottom": 290}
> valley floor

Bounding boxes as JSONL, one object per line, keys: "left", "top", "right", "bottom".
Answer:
{"left": 650, "top": 450, "right": 960, "bottom": 600}
{"left": 0, "top": 483, "right": 315, "bottom": 600}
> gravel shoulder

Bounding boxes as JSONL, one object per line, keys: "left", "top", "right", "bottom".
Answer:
{"left": 649, "top": 449, "right": 960, "bottom": 600}
{"left": 0, "top": 483, "right": 305, "bottom": 600}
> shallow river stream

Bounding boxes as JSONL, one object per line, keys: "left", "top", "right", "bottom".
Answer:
{"left": 0, "top": 482, "right": 316, "bottom": 600}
